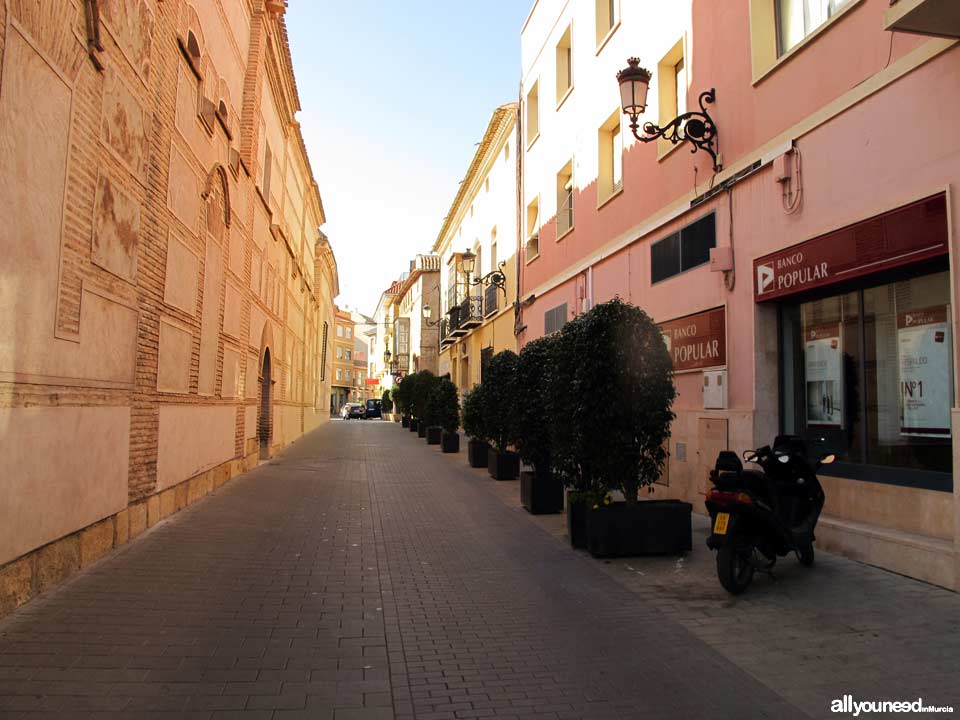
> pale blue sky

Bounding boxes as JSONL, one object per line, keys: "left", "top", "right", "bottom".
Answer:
{"left": 286, "top": 2, "right": 532, "bottom": 314}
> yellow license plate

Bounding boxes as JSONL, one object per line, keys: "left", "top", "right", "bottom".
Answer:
{"left": 713, "top": 512, "right": 730, "bottom": 535}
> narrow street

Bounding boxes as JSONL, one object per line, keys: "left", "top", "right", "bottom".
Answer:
{"left": 1, "top": 421, "right": 958, "bottom": 720}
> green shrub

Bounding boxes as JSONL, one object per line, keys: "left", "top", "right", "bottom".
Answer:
{"left": 515, "top": 334, "right": 560, "bottom": 475}
{"left": 412, "top": 370, "right": 438, "bottom": 425}
{"left": 481, "top": 350, "right": 520, "bottom": 453}
{"left": 551, "top": 298, "right": 675, "bottom": 506}
{"left": 429, "top": 378, "right": 460, "bottom": 434}
{"left": 461, "top": 385, "right": 487, "bottom": 442}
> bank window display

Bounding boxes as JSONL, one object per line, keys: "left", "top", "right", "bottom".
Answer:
{"left": 780, "top": 270, "right": 953, "bottom": 486}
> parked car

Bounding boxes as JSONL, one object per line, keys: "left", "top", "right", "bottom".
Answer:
{"left": 340, "top": 403, "right": 365, "bottom": 420}
{"left": 365, "top": 399, "right": 382, "bottom": 419}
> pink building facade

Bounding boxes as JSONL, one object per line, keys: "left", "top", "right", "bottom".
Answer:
{"left": 519, "top": 0, "right": 960, "bottom": 588}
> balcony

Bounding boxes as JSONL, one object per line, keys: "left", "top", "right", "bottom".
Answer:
{"left": 483, "top": 283, "right": 499, "bottom": 318}
{"left": 448, "top": 304, "right": 467, "bottom": 338}
{"left": 440, "top": 317, "right": 452, "bottom": 347}
{"left": 459, "top": 294, "right": 483, "bottom": 330}
{"left": 885, "top": 0, "right": 960, "bottom": 38}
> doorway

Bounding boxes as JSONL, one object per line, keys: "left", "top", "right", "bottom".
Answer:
{"left": 259, "top": 348, "right": 272, "bottom": 460}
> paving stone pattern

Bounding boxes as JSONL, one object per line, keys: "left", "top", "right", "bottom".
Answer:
{"left": 0, "top": 421, "right": 956, "bottom": 719}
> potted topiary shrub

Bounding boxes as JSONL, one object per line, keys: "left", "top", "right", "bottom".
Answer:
{"left": 545, "top": 312, "right": 595, "bottom": 547}
{"left": 516, "top": 334, "right": 564, "bottom": 515}
{"left": 432, "top": 378, "right": 461, "bottom": 453}
{"left": 413, "top": 370, "right": 435, "bottom": 439}
{"left": 564, "top": 298, "right": 689, "bottom": 558}
{"left": 423, "top": 375, "right": 443, "bottom": 446}
{"left": 461, "top": 385, "right": 489, "bottom": 468}
{"left": 382, "top": 389, "right": 394, "bottom": 422}
{"left": 393, "top": 377, "right": 410, "bottom": 427}
{"left": 482, "top": 350, "right": 521, "bottom": 481}
{"left": 404, "top": 372, "right": 421, "bottom": 433}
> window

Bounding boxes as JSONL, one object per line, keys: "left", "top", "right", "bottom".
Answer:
{"left": 526, "top": 80, "right": 539, "bottom": 146}
{"left": 675, "top": 57, "right": 687, "bottom": 117}
{"left": 545, "top": 303, "right": 568, "bottom": 335}
{"left": 777, "top": 0, "right": 854, "bottom": 55}
{"left": 656, "top": 39, "right": 686, "bottom": 156}
{"left": 525, "top": 198, "right": 540, "bottom": 261}
{"left": 556, "top": 160, "right": 574, "bottom": 237}
{"left": 336, "top": 346, "right": 343, "bottom": 359}
{"left": 598, "top": 110, "right": 623, "bottom": 203}
{"left": 650, "top": 213, "right": 715, "bottom": 283}
{"left": 595, "top": 0, "right": 619, "bottom": 46}
{"left": 345, "top": 349, "right": 352, "bottom": 361}
{"left": 346, "top": 327, "right": 352, "bottom": 339}
{"left": 336, "top": 368, "right": 343, "bottom": 382}
{"left": 336, "top": 325, "right": 343, "bottom": 337}
{"left": 780, "top": 270, "right": 953, "bottom": 486}
{"left": 555, "top": 26, "right": 573, "bottom": 104}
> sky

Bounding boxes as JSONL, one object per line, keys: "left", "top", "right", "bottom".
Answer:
{"left": 286, "top": 1, "right": 532, "bottom": 316}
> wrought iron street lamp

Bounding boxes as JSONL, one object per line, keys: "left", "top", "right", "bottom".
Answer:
{"left": 422, "top": 303, "right": 442, "bottom": 327}
{"left": 616, "top": 57, "right": 721, "bottom": 173}
{"left": 460, "top": 250, "right": 507, "bottom": 295}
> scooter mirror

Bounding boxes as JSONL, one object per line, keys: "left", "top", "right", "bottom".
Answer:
{"left": 743, "top": 451, "right": 758, "bottom": 464}
{"left": 820, "top": 453, "right": 836, "bottom": 465}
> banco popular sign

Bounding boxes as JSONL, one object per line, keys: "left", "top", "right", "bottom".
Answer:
{"left": 754, "top": 194, "right": 947, "bottom": 302}
{"left": 659, "top": 307, "right": 726, "bottom": 372}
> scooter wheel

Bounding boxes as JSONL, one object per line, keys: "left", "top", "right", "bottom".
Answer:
{"left": 798, "top": 543, "right": 815, "bottom": 567}
{"left": 717, "top": 541, "right": 754, "bottom": 595}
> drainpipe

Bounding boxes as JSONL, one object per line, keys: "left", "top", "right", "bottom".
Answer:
{"left": 586, "top": 265, "right": 594, "bottom": 312}
{"left": 514, "top": 79, "right": 524, "bottom": 346}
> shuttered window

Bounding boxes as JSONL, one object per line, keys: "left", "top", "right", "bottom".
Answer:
{"left": 651, "top": 213, "right": 716, "bottom": 284}
{"left": 544, "top": 303, "right": 568, "bottom": 335}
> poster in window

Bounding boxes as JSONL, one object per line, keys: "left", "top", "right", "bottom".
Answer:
{"left": 897, "top": 306, "right": 952, "bottom": 437}
{"left": 804, "top": 324, "right": 843, "bottom": 426}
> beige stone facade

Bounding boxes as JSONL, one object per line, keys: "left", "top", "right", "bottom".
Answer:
{"left": 0, "top": 0, "right": 338, "bottom": 616}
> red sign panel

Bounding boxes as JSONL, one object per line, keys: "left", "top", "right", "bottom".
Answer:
{"left": 365, "top": 378, "right": 379, "bottom": 385}
{"left": 658, "top": 307, "right": 726, "bottom": 372}
{"left": 754, "top": 194, "right": 947, "bottom": 302}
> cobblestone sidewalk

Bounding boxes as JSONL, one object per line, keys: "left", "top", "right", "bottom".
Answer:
{"left": 0, "top": 421, "right": 956, "bottom": 719}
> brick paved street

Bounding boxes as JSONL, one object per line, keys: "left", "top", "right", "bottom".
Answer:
{"left": 1, "top": 421, "right": 958, "bottom": 720}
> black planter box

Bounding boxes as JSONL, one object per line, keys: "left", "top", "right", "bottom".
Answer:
{"left": 567, "top": 495, "right": 588, "bottom": 549}
{"left": 409, "top": 418, "right": 419, "bottom": 432}
{"left": 427, "top": 426, "right": 442, "bottom": 445}
{"left": 586, "top": 500, "right": 692, "bottom": 558}
{"left": 521, "top": 469, "right": 564, "bottom": 515}
{"left": 487, "top": 448, "right": 519, "bottom": 481}
{"left": 468, "top": 439, "right": 488, "bottom": 468}
{"left": 442, "top": 431, "right": 460, "bottom": 453}
{"left": 417, "top": 423, "right": 427, "bottom": 438}
{"left": 401, "top": 416, "right": 410, "bottom": 428}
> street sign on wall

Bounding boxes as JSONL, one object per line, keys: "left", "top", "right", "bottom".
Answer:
{"left": 754, "top": 194, "right": 947, "bottom": 302}
{"left": 658, "top": 306, "right": 726, "bottom": 372}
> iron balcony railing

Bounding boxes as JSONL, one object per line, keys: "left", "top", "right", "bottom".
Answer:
{"left": 459, "top": 293, "right": 483, "bottom": 330}
{"left": 483, "top": 283, "right": 498, "bottom": 318}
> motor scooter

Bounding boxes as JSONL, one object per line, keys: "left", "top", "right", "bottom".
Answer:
{"left": 705, "top": 435, "right": 834, "bottom": 594}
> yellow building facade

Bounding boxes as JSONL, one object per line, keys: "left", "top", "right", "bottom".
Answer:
{"left": 435, "top": 104, "right": 519, "bottom": 396}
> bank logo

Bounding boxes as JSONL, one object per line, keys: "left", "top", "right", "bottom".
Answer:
{"left": 757, "top": 264, "right": 775, "bottom": 295}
